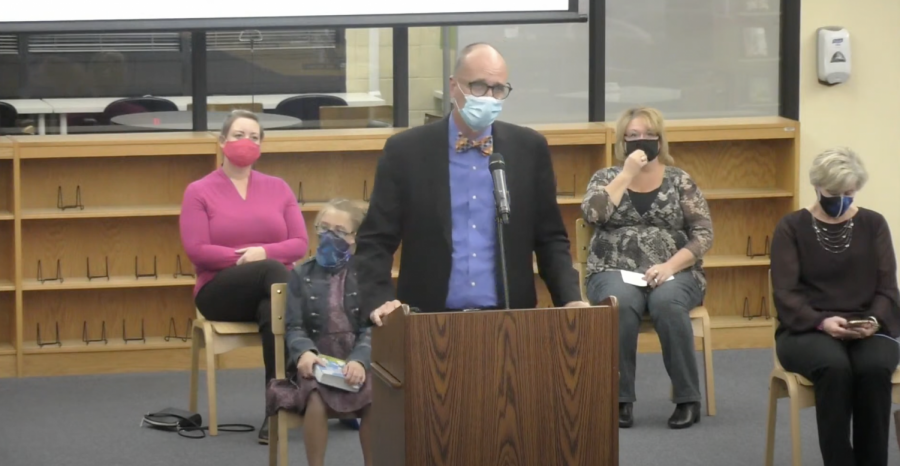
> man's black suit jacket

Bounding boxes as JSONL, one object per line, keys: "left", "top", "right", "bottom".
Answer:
{"left": 355, "top": 117, "right": 582, "bottom": 314}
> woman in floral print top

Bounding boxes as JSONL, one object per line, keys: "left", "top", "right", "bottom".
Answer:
{"left": 581, "top": 106, "right": 713, "bottom": 431}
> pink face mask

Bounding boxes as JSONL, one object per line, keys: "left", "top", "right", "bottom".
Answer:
{"left": 222, "top": 138, "right": 261, "bottom": 167}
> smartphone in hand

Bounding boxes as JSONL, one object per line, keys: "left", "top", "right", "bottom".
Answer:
{"left": 846, "top": 319, "right": 871, "bottom": 328}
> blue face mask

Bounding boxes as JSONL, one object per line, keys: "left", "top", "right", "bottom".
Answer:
{"left": 817, "top": 191, "right": 853, "bottom": 218}
{"left": 455, "top": 84, "right": 503, "bottom": 131}
{"left": 315, "top": 231, "right": 352, "bottom": 270}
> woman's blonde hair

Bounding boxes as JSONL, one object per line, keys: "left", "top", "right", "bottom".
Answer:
{"left": 314, "top": 198, "right": 367, "bottom": 233}
{"left": 614, "top": 106, "right": 674, "bottom": 165}
{"left": 809, "top": 147, "right": 868, "bottom": 193}
{"left": 219, "top": 110, "right": 265, "bottom": 143}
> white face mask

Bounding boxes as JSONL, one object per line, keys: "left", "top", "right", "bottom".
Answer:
{"left": 454, "top": 83, "right": 503, "bottom": 131}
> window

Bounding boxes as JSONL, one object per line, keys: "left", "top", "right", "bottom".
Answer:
{"left": 204, "top": 27, "right": 391, "bottom": 130}
{"left": 206, "top": 29, "right": 345, "bottom": 96}
{"left": 426, "top": 23, "right": 589, "bottom": 125}
{"left": 0, "top": 35, "right": 19, "bottom": 101}
{"left": 606, "top": 0, "right": 781, "bottom": 120}
{"left": 24, "top": 33, "right": 185, "bottom": 99}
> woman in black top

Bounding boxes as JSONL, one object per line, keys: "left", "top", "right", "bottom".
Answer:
{"left": 582, "top": 107, "right": 714, "bottom": 429}
{"left": 771, "top": 147, "right": 900, "bottom": 466}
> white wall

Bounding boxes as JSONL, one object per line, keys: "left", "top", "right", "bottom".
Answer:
{"left": 799, "top": 0, "right": 900, "bottom": 270}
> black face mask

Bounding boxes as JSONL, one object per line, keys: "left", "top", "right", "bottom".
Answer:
{"left": 625, "top": 139, "right": 660, "bottom": 162}
{"left": 817, "top": 192, "right": 854, "bottom": 218}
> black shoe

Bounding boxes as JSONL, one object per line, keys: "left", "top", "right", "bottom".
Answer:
{"left": 619, "top": 402, "right": 634, "bottom": 428}
{"left": 667, "top": 402, "right": 700, "bottom": 429}
{"left": 258, "top": 416, "right": 269, "bottom": 445}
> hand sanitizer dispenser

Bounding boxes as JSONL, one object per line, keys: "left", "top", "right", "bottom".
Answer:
{"left": 817, "top": 26, "right": 851, "bottom": 85}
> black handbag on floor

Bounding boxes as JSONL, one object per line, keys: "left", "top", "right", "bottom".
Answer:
{"left": 141, "top": 407, "right": 254, "bottom": 439}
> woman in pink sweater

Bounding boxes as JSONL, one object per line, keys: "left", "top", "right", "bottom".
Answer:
{"left": 179, "top": 110, "right": 308, "bottom": 444}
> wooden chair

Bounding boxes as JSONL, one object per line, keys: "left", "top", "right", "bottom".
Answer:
{"left": 574, "top": 218, "right": 716, "bottom": 415}
{"left": 188, "top": 309, "right": 262, "bottom": 436}
{"left": 763, "top": 269, "right": 900, "bottom": 466}
{"left": 267, "top": 283, "right": 358, "bottom": 466}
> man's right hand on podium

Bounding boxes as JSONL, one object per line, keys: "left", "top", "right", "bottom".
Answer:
{"left": 369, "top": 300, "right": 403, "bottom": 326}
{"left": 298, "top": 351, "right": 327, "bottom": 379}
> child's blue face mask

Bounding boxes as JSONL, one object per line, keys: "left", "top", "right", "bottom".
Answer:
{"left": 316, "top": 230, "right": 352, "bottom": 269}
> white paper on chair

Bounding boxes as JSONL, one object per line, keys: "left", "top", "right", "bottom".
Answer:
{"left": 620, "top": 270, "right": 674, "bottom": 287}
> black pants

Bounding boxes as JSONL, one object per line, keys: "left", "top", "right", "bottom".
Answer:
{"left": 195, "top": 260, "right": 291, "bottom": 387}
{"left": 776, "top": 331, "right": 899, "bottom": 466}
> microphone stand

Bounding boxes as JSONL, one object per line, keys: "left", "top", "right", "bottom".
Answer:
{"left": 496, "top": 213, "right": 511, "bottom": 310}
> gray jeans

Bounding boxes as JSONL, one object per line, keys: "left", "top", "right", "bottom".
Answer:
{"left": 587, "top": 270, "right": 703, "bottom": 404}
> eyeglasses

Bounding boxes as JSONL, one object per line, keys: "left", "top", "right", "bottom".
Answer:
{"left": 623, "top": 132, "right": 660, "bottom": 141}
{"left": 466, "top": 80, "right": 513, "bottom": 100}
{"left": 315, "top": 224, "right": 353, "bottom": 240}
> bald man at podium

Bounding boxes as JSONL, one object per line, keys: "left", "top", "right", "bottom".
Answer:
{"left": 355, "top": 43, "right": 587, "bottom": 322}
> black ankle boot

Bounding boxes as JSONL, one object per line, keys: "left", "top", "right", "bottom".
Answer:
{"left": 667, "top": 402, "right": 700, "bottom": 429}
{"left": 258, "top": 416, "right": 269, "bottom": 445}
{"left": 619, "top": 402, "right": 634, "bottom": 428}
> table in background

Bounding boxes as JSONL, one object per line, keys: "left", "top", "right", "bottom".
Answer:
{"left": 0, "top": 99, "right": 54, "bottom": 135}
{"left": 111, "top": 111, "right": 301, "bottom": 131}
{"left": 13, "top": 92, "right": 385, "bottom": 135}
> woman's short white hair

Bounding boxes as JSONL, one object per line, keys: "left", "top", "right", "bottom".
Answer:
{"left": 808, "top": 147, "right": 868, "bottom": 193}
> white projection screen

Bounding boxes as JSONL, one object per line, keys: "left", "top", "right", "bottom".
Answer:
{"left": 0, "top": 1, "right": 583, "bottom": 33}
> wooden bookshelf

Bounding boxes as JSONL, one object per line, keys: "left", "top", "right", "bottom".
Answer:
{"left": 0, "top": 137, "right": 15, "bottom": 377}
{"left": 8, "top": 133, "right": 217, "bottom": 377}
{"left": 0, "top": 118, "right": 796, "bottom": 377}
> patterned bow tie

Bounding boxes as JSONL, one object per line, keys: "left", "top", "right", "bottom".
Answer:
{"left": 455, "top": 134, "right": 493, "bottom": 156}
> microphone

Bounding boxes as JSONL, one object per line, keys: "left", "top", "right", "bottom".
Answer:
{"left": 489, "top": 152, "right": 511, "bottom": 224}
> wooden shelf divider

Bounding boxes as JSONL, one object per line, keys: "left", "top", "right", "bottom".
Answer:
{"left": 1, "top": 116, "right": 797, "bottom": 377}
{"left": 21, "top": 276, "right": 196, "bottom": 291}
{"left": 21, "top": 337, "right": 192, "bottom": 355}
{"left": 0, "top": 136, "right": 13, "bottom": 159}
{"left": 0, "top": 343, "right": 15, "bottom": 355}
{"left": 703, "top": 188, "right": 793, "bottom": 200}
{"left": 21, "top": 205, "right": 183, "bottom": 220}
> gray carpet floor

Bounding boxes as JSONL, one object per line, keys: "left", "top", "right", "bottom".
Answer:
{"left": 0, "top": 348, "right": 897, "bottom": 466}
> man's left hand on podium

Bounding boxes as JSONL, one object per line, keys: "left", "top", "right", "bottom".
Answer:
{"left": 369, "top": 299, "right": 403, "bottom": 326}
{"left": 564, "top": 301, "right": 590, "bottom": 308}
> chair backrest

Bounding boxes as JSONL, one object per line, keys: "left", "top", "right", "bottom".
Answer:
{"left": 0, "top": 102, "right": 18, "bottom": 129}
{"left": 271, "top": 283, "right": 288, "bottom": 379}
{"left": 574, "top": 218, "right": 593, "bottom": 301}
{"left": 767, "top": 269, "right": 782, "bottom": 369}
{"left": 102, "top": 97, "right": 179, "bottom": 124}
{"left": 274, "top": 95, "right": 349, "bottom": 126}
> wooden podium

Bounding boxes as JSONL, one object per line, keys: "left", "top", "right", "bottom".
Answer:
{"left": 370, "top": 300, "right": 619, "bottom": 466}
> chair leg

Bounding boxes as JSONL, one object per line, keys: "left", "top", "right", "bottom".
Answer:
{"left": 204, "top": 325, "right": 219, "bottom": 436}
{"left": 701, "top": 315, "right": 716, "bottom": 416}
{"left": 268, "top": 415, "right": 278, "bottom": 466}
{"left": 188, "top": 325, "right": 201, "bottom": 413}
{"left": 278, "top": 413, "right": 290, "bottom": 466}
{"left": 786, "top": 382, "right": 804, "bottom": 466}
{"left": 764, "top": 378, "right": 783, "bottom": 466}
